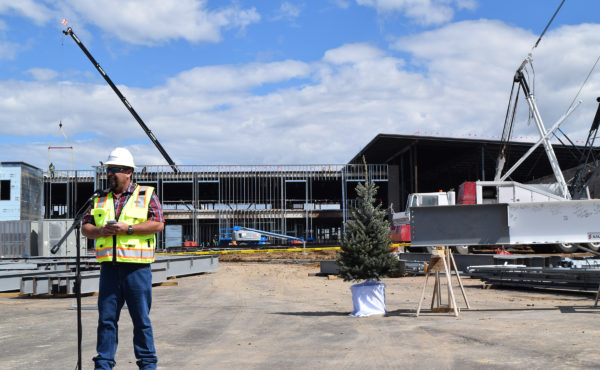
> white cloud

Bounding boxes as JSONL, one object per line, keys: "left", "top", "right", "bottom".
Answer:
{"left": 356, "top": 0, "right": 476, "bottom": 25}
{"left": 0, "top": 2, "right": 54, "bottom": 62}
{"left": 390, "top": 20, "right": 600, "bottom": 140}
{"left": 0, "top": 40, "right": 19, "bottom": 60}
{"left": 58, "top": 0, "right": 260, "bottom": 45}
{"left": 393, "top": 20, "right": 533, "bottom": 88}
{"left": 0, "top": 0, "right": 52, "bottom": 25}
{"left": 2, "top": 19, "right": 600, "bottom": 169}
{"left": 330, "top": 0, "right": 351, "bottom": 9}
{"left": 166, "top": 60, "right": 311, "bottom": 92}
{"left": 26, "top": 68, "right": 58, "bottom": 81}
{"left": 323, "top": 43, "right": 385, "bottom": 64}
{"left": 272, "top": 1, "right": 303, "bottom": 21}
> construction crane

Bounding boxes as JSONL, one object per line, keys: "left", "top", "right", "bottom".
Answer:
{"left": 493, "top": 58, "right": 578, "bottom": 200}
{"left": 569, "top": 97, "right": 600, "bottom": 199}
{"left": 62, "top": 25, "right": 179, "bottom": 173}
{"left": 494, "top": 0, "right": 571, "bottom": 198}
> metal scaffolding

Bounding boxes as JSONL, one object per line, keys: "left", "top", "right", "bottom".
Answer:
{"left": 44, "top": 164, "right": 388, "bottom": 248}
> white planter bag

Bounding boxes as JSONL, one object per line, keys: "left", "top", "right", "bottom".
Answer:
{"left": 349, "top": 280, "right": 386, "bottom": 317}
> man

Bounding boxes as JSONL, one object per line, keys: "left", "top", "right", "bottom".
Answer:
{"left": 82, "top": 147, "right": 164, "bottom": 370}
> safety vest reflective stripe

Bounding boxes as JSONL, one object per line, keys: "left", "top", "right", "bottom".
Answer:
{"left": 116, "top": 247, "right": 155, "bottom": 259}
{"left": 96, "top": 246, "right": 112, "bottom": 259}
{"left": 135, "top": 186, "right": 148, "bottom": 208}
{"left": 97, "top": 195, "right": 108, "bottom": 208}
{"left": 97, "top": 248, "right": 154, "bottom": 259}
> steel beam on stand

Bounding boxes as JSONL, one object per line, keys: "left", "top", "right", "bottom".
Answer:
{"left": 0, "top": 255, "right": 218, "bottom": 295}
{"left": 20, "top": 271, "right": 100, "bottom": 295}
{"left": 0, "top": 269, "right": 71, "bottom": 292}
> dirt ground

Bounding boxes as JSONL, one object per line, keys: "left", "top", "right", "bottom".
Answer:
{"left": 217, "top": 248, "right": 339, "bottom": 262}
{"left": 2, "top": 256, "right": 600, "bottom": 369}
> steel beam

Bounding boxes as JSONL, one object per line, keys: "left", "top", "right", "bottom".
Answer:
{"left": 411, "top": 199, "right": 600, "bottom": 246}
{"left": 0, "top": 255, "right": 218, "bottom": 295}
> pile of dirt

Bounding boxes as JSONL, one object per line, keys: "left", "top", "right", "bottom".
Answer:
{"left": 218, "top": 249, "right": 338, "bottom": 262}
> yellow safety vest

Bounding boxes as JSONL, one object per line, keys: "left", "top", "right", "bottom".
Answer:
{"left": 91, "top": 185, "right": 156, "bottom": 263}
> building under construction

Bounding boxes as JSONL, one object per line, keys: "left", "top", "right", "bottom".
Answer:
{"left": 43, "top": 163, "right": 389, "bottom": 249}
{"left": 36, "top": 133, "right": 595, "bottom": 251}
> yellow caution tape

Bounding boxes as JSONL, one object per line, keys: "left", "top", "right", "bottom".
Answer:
{"left": 157, "top": 246, "right": 341, "bottom": 256}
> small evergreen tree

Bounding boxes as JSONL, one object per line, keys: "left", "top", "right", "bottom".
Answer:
{"left": 337, "top": 162, "right": 397, "bottom": 282}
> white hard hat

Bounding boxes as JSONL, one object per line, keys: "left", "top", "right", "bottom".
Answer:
{"left": 104, "top": 147, "right": 137, "bottom": 169}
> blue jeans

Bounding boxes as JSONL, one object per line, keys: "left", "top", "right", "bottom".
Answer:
{"left": 93, "top": 263, "right": 157, "bottom": 369}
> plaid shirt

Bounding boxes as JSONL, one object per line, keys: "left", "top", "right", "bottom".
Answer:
{"left": 82, "top": 181, "right": 165, "bottom": 225}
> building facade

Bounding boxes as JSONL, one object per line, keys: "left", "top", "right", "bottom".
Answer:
{"left": 44, "top": 164, "right": 389, "bottom": 249}
{"left": 0, "top": 162, "right": 43, "bottom": 221}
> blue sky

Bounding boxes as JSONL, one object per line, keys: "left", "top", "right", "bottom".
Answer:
{"left": 1, "top": 0, "right": 600, "bottom": 169}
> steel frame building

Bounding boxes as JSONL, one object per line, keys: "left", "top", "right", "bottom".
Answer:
{"left": 351, "top": 134, "right": 597, "bottom": 212}
{"left": 42, "top": 134, "right": 592, "bottom": 250}
{"left": 44, "top": 164, "right": 389, "bottom": 248}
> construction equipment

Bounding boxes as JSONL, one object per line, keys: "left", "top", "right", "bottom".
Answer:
{"left": 390, "top": 180, "right": 573, "bottom": 254}
{"left": 392, "top": 191, "right": 456, "bottom": 228}
{"left": 62, "top": 25, "right": 179, "bottom": 173}
{"left": 568, "top": 98, "right": 600, "bottom": 199}
{"left": 409, "top": 55, "right": 600, "bottom": 254}
{"left": 219, "top": 226, "right": 305, "bottom": 247}
{"left": 494, "top": 56, "right": 578, "bottom": 199}
{"left": 390, "top": 190, "right": 458, "bottom": 251}
{"left": 395, "top": 94, "right": 599, "bottom": 254}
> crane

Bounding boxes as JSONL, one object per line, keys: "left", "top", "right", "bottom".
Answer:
{"left": 62, "top": 25, "right": 179, "bottom": 173}
{"left": 493, "top": 57, "right": 578, "bottom": 200}
{"left": 569, "top": 98, "right": 600, "bottom": 199}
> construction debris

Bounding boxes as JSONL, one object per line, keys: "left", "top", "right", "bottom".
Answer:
{"left": 467, "top": 257, "right": 600, "bottom": 293}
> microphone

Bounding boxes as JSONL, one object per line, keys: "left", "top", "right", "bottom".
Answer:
{"left": 50, "top": 188, "right": 109, "bottom": 254}
{"left": 88, "top": 188, "right": 109, "bottom": 200}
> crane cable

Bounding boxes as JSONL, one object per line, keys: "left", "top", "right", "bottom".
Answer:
{"left": 533, "top": 0, "right": 565, "bottom": 49}
{"left": 533, "top": 0, "right": 600, "bottom": 155}
{"left": 48, "top": 29, "right": 74, "bottom": 171}
{"left": 517, "top": 0, "right": 596, "bottom": 162}
{"left": 495, "top": 0, "right": 565, "bottom": 180}
{"left": 564, "top": 55, "right": 600, "bottom": 116}
{"left": 521, "top": 0, "right": 565, "bottom": 112}
{"left": 523, "top": 0, "right": 565, "bottom": 96}
{"left": 553, "top": 53, "right": 600, "bottom": 165}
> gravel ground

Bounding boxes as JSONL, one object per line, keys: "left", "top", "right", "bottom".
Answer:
{"left": 2, "top": 259, "right": 600, "bottom": 369}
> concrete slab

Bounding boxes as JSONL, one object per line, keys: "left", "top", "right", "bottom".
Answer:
{"left": 1, "top": 262, "right": 600, "bottom": 369}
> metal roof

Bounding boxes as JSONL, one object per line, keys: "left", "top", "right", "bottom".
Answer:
{"left": 350, "top": 133, "right": 596, "bottom": 193}
{"left": 0, "top": 162, "right": 42, "bottom": 171}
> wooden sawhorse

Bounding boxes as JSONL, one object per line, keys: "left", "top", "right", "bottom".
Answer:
{"left": 416, "top": 247, "right": 471, "bottom": 317}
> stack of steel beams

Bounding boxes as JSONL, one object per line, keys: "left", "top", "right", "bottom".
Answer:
{"left": 0, "top": 255, "right": 218, "bottom": 296}
{"left": 467, "top": 260, "right": 600, "bottom": 292}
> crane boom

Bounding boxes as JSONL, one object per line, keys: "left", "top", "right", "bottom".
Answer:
{"left": 63, "top": 27, "right": 179, "bottom": 173}
{"left": 569, "top": 97, "right": 600, "bottom": 199}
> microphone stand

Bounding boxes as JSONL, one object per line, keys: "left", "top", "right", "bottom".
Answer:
{"left": 51, "top": 190, "right": 103, "bottom": 370}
